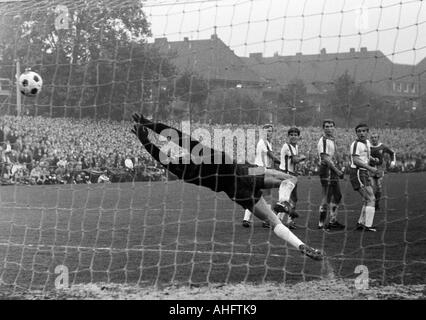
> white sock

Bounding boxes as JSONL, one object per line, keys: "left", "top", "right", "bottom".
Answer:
{"left": 273, "top": 223, "right": 303, "bottom": 249}
{"left": 358, "top": 206, "right": 366, "bottom": 225}
{"left": 365, "top": 206, "right": 375, "bottom": 227}
{"left": 279, "top": 180, "right": 295, "bottom": 203}
{"left": 243, "top": 209, "right": 252, "bottom": 221}
{"left": 330, "top": 202, "right": 338, "bottom": 222}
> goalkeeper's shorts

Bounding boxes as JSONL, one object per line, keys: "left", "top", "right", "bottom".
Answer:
{"left": 349, "top": 168, "right": 371, "bottom": 191}
{"left": 224, "top": 164, "right": 265, "bottom": 210}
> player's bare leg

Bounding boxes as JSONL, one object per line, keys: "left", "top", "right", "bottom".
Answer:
{"left": 326, "top": 185, "right": 345, "bottom": 230}
{"left": 263, "top": 168, "right": 298, "bottom": 216}
{"left": 243, "top": 169, "right": 293, "bottom": 229}
{"left": 283, "top": 188, "right": 298, "bottom": 229}
{"left": 370, "top": 176, "right": 383, "bottom": 210}
{"left": 318, "top": 185, "right": 330, "bottom": 229}
{"left": 242, "top": 192, "right": 272, "bottom": 229}
{"left": 242, "top": 196, "right": 274, "bottom": 229}
{"left": 356, "top": 186, "right": 376, "bottom": 232}
{"left": 263, "top": 168, "right": 296, "bottom": 188}
{"left": 251, "top": 197, "right": 324, "bottom": 261}
{"left": 259, "top": 189, "right": 273, "bottom": 228}
{"left": 376, "top": 177, "right": 383, "bottom": 210}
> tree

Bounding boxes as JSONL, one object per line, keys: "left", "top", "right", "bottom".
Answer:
{"left": 171, "top": 71, "right": 208, "bottom": 121}
{"left": 329, "top": 71, "right": 370, "bottom": 128}
{"left": 0, "top": 1, "right": 151, "bottom": 65}
{"left": 277, "top": 79, "right": 309, "bottom": 126}
{"left": 0, "top": 1, "right": 176, "bottom": 120}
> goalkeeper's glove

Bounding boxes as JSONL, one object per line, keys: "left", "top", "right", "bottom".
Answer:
{"left": 390, "top": 161, "right": 396, "bottom": 168}
{"left": 131, "top": 124, "right": 149, "bottom": 142}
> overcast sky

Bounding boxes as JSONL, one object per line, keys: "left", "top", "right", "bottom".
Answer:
{"left": 144, "top": 0, "right": 426, "bottom": 65}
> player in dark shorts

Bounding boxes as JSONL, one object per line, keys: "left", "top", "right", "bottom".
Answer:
{"left": 131, "top": 113, "right": 323, "bottom": 260}
{"left": 349, "top": 124, "right": 381, "bottom": 232}
{"left": 369, "top": 132, "right": 396, "bottom": 210}
{"left": 316, "top": 120, "right": 345, "bottom": 230}
{"left": 276, "top": 127, "right": 306, "bottom": 230}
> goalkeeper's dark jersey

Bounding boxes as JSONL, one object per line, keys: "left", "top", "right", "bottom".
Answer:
{"left": 151, "top": 140, "right": 264, "bottom": 210}
{"left": 138, "top": 119, "right": 265, "bottom": 209}
{"left": 166, "top": 148, "right": 264, "bottom": 210}
{"left": 167, "top": 149, "right": 238, "bottom": 193}
{"left": 370, "top": 143, "right": 395, "bottom": 167}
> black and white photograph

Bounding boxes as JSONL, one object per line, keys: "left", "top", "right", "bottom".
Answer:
{"left": 0, "top": 0, "right": 425, "bottom": 304}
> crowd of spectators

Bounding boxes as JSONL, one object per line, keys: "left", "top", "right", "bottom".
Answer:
{"left": 273, "top": 125, "right": 426, "bottom": 175}
{"left": 0, "top": 115, "right": 166, "bottom": 186}
{"left": 190, "top": 122, "right": 426, "bottom": 175}
{"left": 1, "top": 115, "right": 425, "bottom": 186}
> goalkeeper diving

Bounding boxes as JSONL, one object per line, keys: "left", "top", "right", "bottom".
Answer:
{"left": 131, "top": 113, "right": 324, "bottom": 261}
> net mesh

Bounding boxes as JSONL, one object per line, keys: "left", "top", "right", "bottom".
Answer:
{"left": 0, "top": 0, "right": 426, "bottom": 296}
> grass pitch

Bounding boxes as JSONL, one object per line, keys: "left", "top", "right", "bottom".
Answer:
{"left": 0, "top": 172, "right": 425, "bottom": 298}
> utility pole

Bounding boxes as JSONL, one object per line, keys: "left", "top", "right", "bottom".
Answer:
{"left": 15, "top": 59, "right": 21, "bottom": 116}
{"left": 292, "top": 86, "right": 296, "bottom": 126}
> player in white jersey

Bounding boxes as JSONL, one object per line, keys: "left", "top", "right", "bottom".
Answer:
{"left": 242, "top": 124, "right": 280, "bottom": 228}
{"left": 254, "top": 125, "right": 275, "bottom": 168}
{"left": 349, "top": 123, "right": 381, "bottom": 232}
{"left": 276, "top": 127, "right": 306, "bottom": 229}
{"left": 317, "top": 119, "right": 345, "bottom": 230}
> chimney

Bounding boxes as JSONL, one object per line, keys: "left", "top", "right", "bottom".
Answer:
{"left": 320, "top": 48, "right": 326, "bottom": 55}
{"left": 296, "top": 52, "right": 302, "bottom": 56}
{"left": 211, "top": 34, "right": 218, "bottom": 40}
{"left": 360, "top": 47, "right": 367, "bottom": 53}
{"left": 350, "top": 48, "right": 355, "bottom": 53}
{"left": 183, "top": 37, "right": 189, "bottom": 42}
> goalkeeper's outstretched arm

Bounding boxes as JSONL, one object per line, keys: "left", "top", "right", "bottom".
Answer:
{"left": 131, "top": 124, "right": 164, "bottom": 164}
{"left": 132, "top": 113, "right": 200, "bottom": 151}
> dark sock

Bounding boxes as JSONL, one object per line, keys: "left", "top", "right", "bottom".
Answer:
{"left": 319, "top": 208, "right": 327, "bottom": 225}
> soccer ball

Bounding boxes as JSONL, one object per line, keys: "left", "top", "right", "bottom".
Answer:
{"left": 18, "top": 70, "right": 43, "bottom": 97}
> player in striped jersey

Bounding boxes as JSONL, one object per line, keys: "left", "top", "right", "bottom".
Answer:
{"left": 242, "top": 124, "right": 280, "bottom": 228}
{"left": 349, "top": 124, "right": 382, "bottom": 232}
{"left": 369, "top": 132, "right": 396, "bottom": 210}
{"left": 276, "top": 127, "right": 306, "bottom": 229}
{"left": 317, "top": 119, "right": 345, "bottom": 230}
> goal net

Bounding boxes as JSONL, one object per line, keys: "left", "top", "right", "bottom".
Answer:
{"left": 0, "top": 0, "right": 425, "bottom": 297}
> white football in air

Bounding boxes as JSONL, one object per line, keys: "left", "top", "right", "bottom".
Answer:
{"left": 18, "top": 70, "right": 43, "bottom": 97}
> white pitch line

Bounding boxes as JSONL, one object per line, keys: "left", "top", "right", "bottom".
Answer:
{"left": 0, "top": 242, "right": 423, "bottom": 264}
{"left": 0, "top": 241, "right": 289, "bottom": 258}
